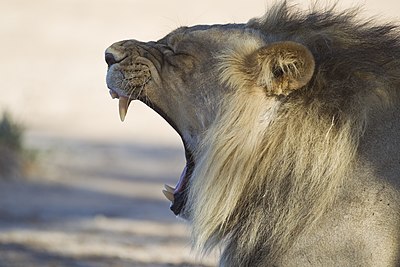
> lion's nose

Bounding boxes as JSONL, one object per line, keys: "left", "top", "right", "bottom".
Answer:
{"left": 105, "top": 52, "right": 117, "bottom": 67}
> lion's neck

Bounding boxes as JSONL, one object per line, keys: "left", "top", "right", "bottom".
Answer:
{"left": 186, "top": 89, "right": 363, "bottom": 265}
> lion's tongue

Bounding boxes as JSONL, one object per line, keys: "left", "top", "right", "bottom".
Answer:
{"left": 119, "top": 96, "right": 131, "bottom": 122}
{"left": 174, "top": 165, "right": 188, "bottom": 193}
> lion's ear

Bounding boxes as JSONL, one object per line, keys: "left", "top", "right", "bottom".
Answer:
{"left": 251, "top": 41, "right": 315, "bottom": 96}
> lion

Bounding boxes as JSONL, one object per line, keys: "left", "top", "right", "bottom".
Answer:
{"left": 105, "top": 3, "right": 400, "bottom": 266}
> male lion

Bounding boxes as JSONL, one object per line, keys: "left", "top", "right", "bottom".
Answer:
{"left": 105, "top": 3, "right": 400, "bottom": 266}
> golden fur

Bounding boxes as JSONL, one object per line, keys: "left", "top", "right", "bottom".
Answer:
{"left": 188, "top": 58, "right": 365, "bottom": 263}
{"left": 106, "top": 2, "right": 400, "bottom": 265}
{"left": 185, "top": 3, "right": 397, "bottom": 264}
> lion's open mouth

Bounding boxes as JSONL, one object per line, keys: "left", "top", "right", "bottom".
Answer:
{"left": 108, "top": 88, "right": 192, "bottom": 216}
{"left": 163, "top": 153, "right": 194, "bottom": 215}
{"left": 162, "top": 148, "right": 193, "bottom": 216}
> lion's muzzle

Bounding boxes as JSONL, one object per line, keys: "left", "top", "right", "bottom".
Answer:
{"left": 105, "top": 41, "right": 155, "bottom": 121}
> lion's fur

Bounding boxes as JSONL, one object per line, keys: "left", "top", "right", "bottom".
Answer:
{"left": 106, "top": 1, "right": 400, "bottom": 265}
{"left": 185, "top": 2, "right": 400, "bottom": 265}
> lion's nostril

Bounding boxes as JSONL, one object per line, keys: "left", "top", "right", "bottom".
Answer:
{"left": 105, "top": 52, "right": 117, "bottom": 67}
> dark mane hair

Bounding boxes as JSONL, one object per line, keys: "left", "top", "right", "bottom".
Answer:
{"left": 248, "top": 2, "right": 400, "bottom": 116}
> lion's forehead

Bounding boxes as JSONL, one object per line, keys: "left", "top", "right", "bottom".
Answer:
{"left": 163, "top": 24, "right": 265, "bottom": 53}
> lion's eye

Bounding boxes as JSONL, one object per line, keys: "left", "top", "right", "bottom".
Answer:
{"left": 159, "top": 44, "right": 175, "bottom": 55}
{"left": 158, "top": 42, "right": 195, "bottom": 69}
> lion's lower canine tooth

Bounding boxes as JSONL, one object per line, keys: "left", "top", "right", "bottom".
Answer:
{"left": 164, "top": 184, "right": 175, "bottom": 193}
{"left": 162, "top": 190, "right": 174, "bottom": 202}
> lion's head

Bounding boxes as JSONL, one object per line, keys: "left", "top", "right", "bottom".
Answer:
{"left": 105, "top": 3, "right": 400, "bottom": 266}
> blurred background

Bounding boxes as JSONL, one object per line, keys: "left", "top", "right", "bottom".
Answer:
{"left": 0, "top": 0, "right": 397, "bottom": 266}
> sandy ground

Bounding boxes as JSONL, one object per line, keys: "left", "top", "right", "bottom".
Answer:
{"left": 0, "top": 133, "right": 217, "bottom": 266}
{"left": 0, "top": 0, "right": 398, "bottom": 266}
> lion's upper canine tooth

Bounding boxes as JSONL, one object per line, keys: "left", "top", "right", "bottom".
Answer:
{"left": 164, "top": 184, "right": 175, "bottom": 193}
{"left": 118, "top": 96, "right": 130, "bottom": 122}
{"left": 162, "top": 190, "right": 174, "bottom": 202}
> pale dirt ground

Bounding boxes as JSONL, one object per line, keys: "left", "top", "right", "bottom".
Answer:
{"left": 0, "top": 0, "right": 398, "bottom": 266}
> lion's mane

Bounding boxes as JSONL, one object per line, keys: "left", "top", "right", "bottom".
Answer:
{"left": 184, "top": 3, "right": 400, "bottom": 266}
